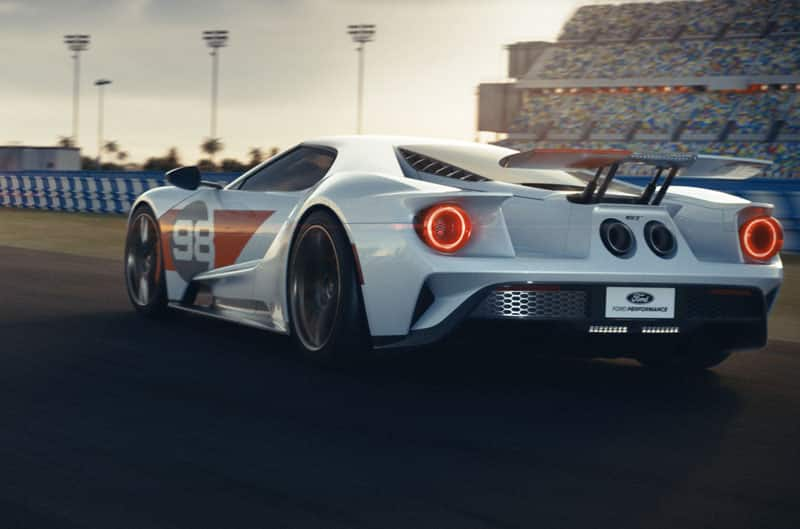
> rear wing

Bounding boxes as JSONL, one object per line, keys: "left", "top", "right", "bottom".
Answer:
{"left": 499, "top": 148, "right": 771, "bottom": 205}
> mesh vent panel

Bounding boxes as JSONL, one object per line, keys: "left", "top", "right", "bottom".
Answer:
{"left": 473, "top": 289, "right": 588, "bottom": 319}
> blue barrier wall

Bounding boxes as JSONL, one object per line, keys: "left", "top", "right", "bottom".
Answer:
{"left": 0, "top": 171, "right": 238, "bottom": 214}
{"left": 1, "top": 171, "right": 798, "bottom": 251}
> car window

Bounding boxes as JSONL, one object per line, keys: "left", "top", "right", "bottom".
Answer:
{"left": 238, "top": 146, "right": 335, "bottom": 192}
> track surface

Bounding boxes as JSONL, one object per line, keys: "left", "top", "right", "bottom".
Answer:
{"left": 1, "top": 245, "right": 799, "bottom": 529}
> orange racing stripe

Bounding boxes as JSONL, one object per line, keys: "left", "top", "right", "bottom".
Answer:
{"left": 213, "top": 210, "right": 274, "bottom": 268}
{"left": 159, "top": 208, "right": 180, "bottom": 271}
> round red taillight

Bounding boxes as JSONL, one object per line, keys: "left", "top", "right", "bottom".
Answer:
{"left": 418, "top": 204, "right": 472, "bottom": 253}
{"left": 740, "top": 216, "right": 783, "bottom": 261}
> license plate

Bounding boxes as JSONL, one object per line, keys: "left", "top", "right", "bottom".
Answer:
{"left": 605, "top": 287, "right": 675, "bottom": 319}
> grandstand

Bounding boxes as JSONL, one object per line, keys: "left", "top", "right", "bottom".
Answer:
{"left": 477, "top": 0, "right": 800, "bottom": 178}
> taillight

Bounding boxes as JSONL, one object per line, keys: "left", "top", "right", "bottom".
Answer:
{"left": 739, "top": 216, "right": 783, "bottom": 262}
{"left": 417, "top": 204, "right": 472, "bottom": 253}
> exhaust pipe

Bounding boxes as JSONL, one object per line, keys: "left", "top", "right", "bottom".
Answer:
{"left": 644, "top": 221, "right": 676, "bottom": 258}
{"left": 600, "top": 219, "right": 635, "bottom": 257}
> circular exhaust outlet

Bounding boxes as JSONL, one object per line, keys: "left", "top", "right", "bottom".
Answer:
{"left": 644, "top": 221, "right": 676, "bottom": 258}
{"left": 600, "top": 219, "right": 635, "bottom": 257}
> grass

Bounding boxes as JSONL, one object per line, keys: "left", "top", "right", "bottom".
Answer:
{"left": 0, "top": 208, "right": 126, "bottom": 260}
{"left": 0, "top": 207, "right": 797, "bottom": 342}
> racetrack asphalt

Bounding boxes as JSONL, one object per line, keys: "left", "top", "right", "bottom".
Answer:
{"left": 1, "top": 245, "right": 799, "bottom": 529}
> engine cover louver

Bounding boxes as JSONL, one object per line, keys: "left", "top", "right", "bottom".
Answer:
{"left": 399, "top": 148, "right": 489, "bottom": 182}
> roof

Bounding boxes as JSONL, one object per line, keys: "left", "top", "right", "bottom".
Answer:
{"left": 303, "top": 135, "right": 589, "bottom": 187}
{"left": 303, "top": 134, "right": 492, "bottom": 150}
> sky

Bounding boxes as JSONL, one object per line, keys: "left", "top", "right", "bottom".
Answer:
{"left": 0, "top": 0, "right": 587, "bottom": 163}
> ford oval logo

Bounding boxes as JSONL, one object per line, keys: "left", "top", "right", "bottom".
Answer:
{"left": 627, "top": 292, "right": 654, "bottom": 304}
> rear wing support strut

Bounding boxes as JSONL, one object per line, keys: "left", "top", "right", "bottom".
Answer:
{"left": 579, "top": 167, "right": 605, "bottom": 203}
{"left": 651, "top": 166, "right": 679, "bottom": 205}
{"left": 638, "top": 167, "right": 663, "bottom": 204}
{"left": 592, "top": 163, "right": 620, "bottom": 203}
{"left": 574, "top": 152, "right": 696, "bottom": 205}
{"left": 499, "top": 149, "right": 771, "bottom": 205}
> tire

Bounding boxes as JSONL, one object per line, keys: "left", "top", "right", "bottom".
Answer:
{"left": 124, "top": 205, "right": 168, "bottom": 317}
{"left": 287, "top": 210, "right": 371, "bottom": 365}
{"left": 638, "top": 347, "right": 731, "bottom": 371}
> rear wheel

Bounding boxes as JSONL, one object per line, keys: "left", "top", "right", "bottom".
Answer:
{"left": 638, "top": 348, "right": 731, "bottom": 371}
{"left": 125, "top": 205, "right": 168, "bottom": 317}
{"left": 288, "top": 210, "right": 371, "bottom": 365}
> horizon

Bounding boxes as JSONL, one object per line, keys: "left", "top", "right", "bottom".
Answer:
{"left": 0, "top": 0, "right": 594, "bottom": 164}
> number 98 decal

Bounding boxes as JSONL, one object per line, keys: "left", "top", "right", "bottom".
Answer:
{"left": 159, "top": 201, "right": 274, "bottom": 283}
{"left": 173, "top": 219, "right": 213, "bottom": 263}
{"left": 168, "top": 201, "right": 215, "bottom": 282}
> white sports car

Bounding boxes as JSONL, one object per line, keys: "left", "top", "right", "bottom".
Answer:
{"left": 125, "top": 136, "right": 783, "bottom": 369}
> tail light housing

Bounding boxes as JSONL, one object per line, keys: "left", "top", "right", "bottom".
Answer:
{"left": 417, "top": 203, "right": 472, "bottom": 253}
{"left": 739, "top": 216, "right": 783, "bottom": 262}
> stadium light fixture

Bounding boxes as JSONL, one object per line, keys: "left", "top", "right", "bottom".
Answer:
{"left": 347, "top": 24, "right": 376, "bottom": 134}
{"left": 64, "top": 34, "right": 90, "bottom": 147}
{"left": 202, "top": 30, "right": 229, "bottom": 154}
{"left": 94, "top": 79, "right": 112, "bottom": 166}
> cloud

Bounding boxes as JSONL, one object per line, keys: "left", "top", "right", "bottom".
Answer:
{"left": 2, "top": 0, "right": 576, "bottom": 161}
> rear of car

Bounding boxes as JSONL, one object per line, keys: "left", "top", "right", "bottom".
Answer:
{"left": 355, "top": 141, "right": 782, "bottom": 368}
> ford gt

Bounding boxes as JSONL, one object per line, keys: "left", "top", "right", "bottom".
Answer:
{"left": 124, "top": 136, "right": 784, "bottom": 369}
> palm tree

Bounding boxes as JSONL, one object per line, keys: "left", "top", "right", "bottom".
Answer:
{"left": 57, "top": 136, "right": 75, "bottom": 148}
{"left": 116, "top": 151, "right": 129, "bottom": 163}
{"left": 103, "top": 140, "right": 120, "bottom": 155}
{"left": 201, "top": 137, "right": 223, "bottom": 161}
{"left": 248, "top": 147, "right": 263, "bottom": 166}
{"left": 165, "top": 147, "right": 179, "bottom": 167}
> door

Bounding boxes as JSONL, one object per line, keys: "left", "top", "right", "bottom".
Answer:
{"left": 161, "top": 145, "right": 337, "bottom": 306}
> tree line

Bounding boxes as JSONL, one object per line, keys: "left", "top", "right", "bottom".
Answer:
{"left": 57, "top": 136, "right": 279, "bottom": 173}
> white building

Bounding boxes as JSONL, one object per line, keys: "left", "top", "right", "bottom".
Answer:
{"left": 0, "top": 146, "right": 81, "bottom": 171}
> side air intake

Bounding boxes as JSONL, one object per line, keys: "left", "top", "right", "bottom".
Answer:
{"left": 398, "top": 148, "right": 489, "bottom": 182}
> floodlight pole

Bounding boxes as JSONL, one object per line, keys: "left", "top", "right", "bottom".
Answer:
{"left": 347, "top": 24, "right": 376, "bottom": 135}
{"left": 94, "top": 79, "right": 111, "bottom": 166}
{"left": 73, "top": 53, "right": 80, "bottom": 142}
{"left": 357, "top": 42, "right": 365, "bottom": 135}
{"left": 211, "top": 48, "right": 219, "bottom": 139}
{"left": 202, "top": 30, "right": 229, "bottom": 155}
{"left": 64, "top": 34, "right": 90, "bottom": 146}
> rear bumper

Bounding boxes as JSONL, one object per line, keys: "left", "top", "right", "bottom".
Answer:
{"left": 374, "top": 283, "right": 772, "bottom": 355}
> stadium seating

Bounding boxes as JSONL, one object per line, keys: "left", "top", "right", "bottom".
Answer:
{"left": 773, "top": 0, "right": 800, "bottom": 35}
{"left": 513, "top": 91, "right": 797, "bottom": 141}
{"left": 502, "top": 0, "right": 800, "bottom": 179}
{"left": 780, "top": 93, "right": 800, "bottom": 139}
{"left": 590, "top": 93, "right": 644, "bottom": 138}
{"left": 636, "top": 95, "right": 682, "bottom": 138}
{"left": 537, "top": 37, "right": 799, "bottom": 80}
{"left": 557, "top": 0, "right": 789, "bottom": 43}
{"left": 731, "top": 91, "right": 792, "bottom": 138}
{"left": 682, "top": 0, "right": 737, "bottom": 38}
{"left": 509, "top": 90, "right": 800, "bottom": 174}
{"left": 682, "top": 93, "right": 740, "bottom": 138}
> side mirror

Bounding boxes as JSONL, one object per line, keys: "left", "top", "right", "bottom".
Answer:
{"left": 165, "top": 166, "right": 201, "bottom": 190}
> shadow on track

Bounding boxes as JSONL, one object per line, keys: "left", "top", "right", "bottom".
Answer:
{"left": 1, "top": 304, "right": 765, "bottom": 528}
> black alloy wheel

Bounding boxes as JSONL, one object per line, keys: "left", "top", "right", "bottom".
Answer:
{"left": 125, "top": 206, "right": 167, "bottom": 316}
{"left": 288, "top": 210, "right": 370, "bottom": 365}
